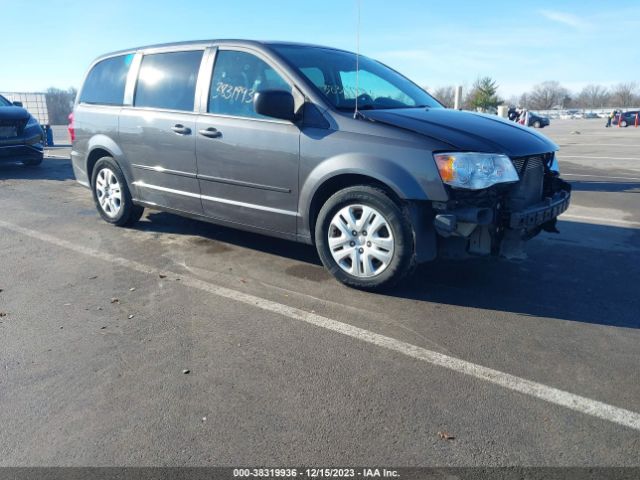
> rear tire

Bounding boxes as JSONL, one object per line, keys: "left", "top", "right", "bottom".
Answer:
{"left": 533, "top": 121, "right": 541, "bottom": 128}
{"left": 621, "top": 120, "right": 628, "bottom": 127}
{"left": 314, "top": 185, "right": 415, "bottom": 290}
{"left": 91, "top": 157, "right": 143, "bottom": 227}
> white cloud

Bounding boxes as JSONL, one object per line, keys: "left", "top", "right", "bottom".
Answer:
{"left": 539, "top": 10, "right": 589, "bottom": 29}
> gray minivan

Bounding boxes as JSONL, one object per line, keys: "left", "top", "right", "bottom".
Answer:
{"left": 71, "top": 40, "right": 571, "bottom": 289}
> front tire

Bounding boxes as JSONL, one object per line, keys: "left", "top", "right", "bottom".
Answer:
{"left": 533, "top": 121, "right": 541, "bottom": 128}
{"left": 22, "top": 154, "right": 43, "bottom": 166}
{"left": 621, "top": 120, "right": 628, "bottom": 127}
{"left": 315, "top": 186, "right": 415, "bottom": 290}
{"left": 91, "top": 157, "right": 143, "bottom": 227}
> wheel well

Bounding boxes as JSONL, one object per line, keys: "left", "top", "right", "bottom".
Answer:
{"left": 86, "top": 148, "right": 111, "bottom": 185}
{"left": 308, "top": 174, "right": 403, "bottom": 239}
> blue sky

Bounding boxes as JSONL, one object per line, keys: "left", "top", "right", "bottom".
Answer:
{"left": 1, "top": 0, "right": 638, "bottom": 97}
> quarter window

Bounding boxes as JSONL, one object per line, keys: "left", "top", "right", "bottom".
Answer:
{"left": 134, "top": 51, "right": 203, "bottom": 112}
{"left": 80, "top": 54, "right": 133, "bottom": 106}
{"left": 208, "top": 50, "right": 290, "bottom": 119}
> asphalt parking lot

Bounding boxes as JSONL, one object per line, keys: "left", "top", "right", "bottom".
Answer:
{"left": 1, "top": 119, "right": 639, "bottom": 466}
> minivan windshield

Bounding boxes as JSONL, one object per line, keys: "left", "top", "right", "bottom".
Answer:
{"left": 0, "top": 95, "right": 11, "bottom": 107}
{"left": 272, "top": 45, "right": 442, "bottom": 112}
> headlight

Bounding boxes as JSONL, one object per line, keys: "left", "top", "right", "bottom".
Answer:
{"left": 434, "top": 152, "right": 519, "bottom": 190}
{"left": 26, "top": 116, "right": 40, "bottom": 127}
{"left": 549, "top": 153, "right": 560, "bottom": 174}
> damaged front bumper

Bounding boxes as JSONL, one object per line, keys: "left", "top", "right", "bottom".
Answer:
{"left": 508, "top": 187, "right": 570, "bottom": 230}
{"left": 432, "top": 175, "right": 572, "bottom": 259}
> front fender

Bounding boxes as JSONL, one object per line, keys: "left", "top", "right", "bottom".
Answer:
{"left": 299, "top": 153, "right": 438, "bottom": 238}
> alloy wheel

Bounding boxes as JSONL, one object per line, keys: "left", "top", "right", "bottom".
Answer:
{"left": 95, "top": 167, "right": 122, "bottom": 218}
{"left": 328, "top": 204, "right": 395, "bottom": 278}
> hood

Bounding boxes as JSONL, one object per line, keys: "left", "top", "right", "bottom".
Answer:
{"left": 363, "top": 108, "right": 558, "bottom": 157}
{"left": 0, "top": 106, "right": 31, "bottom": 122}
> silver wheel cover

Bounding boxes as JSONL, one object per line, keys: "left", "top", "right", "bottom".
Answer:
{"left": 95, "top": 168, "right": 122, "bottom": 218}
{"left": 328, "top": 204, "right": 395, "bottom": 278}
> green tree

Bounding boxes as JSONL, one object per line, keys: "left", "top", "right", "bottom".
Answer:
{"left": 467, "top": 77, "right": 501, "bottom": 111}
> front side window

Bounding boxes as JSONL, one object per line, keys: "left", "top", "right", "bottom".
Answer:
{"left": 208, "top": 50, "right": 290, "bottom": 119}
{"left": 273, "top": 45, "right": 441, "bottom": 112}
{"left": 134, "top": 50, "right": 203, "bottom": 112}
{"left": 80, "top": 54, "right": 133, "bottom": 106}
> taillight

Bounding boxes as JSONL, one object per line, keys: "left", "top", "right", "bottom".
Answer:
{"left": 68, "top": 112, "right": 75, "bottom": 142}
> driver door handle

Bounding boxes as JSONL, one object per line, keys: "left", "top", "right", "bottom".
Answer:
{"left": 171, "top": 124, "right": 191, "bottom": 135}
{"left": 198, "top": 127, "right": 222, "bottom": 139}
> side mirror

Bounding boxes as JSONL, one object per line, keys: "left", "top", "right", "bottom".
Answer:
{"left": 12, "top": 101, "right": 23, "bottom": 107}
{"left": 254, "top": 90, "right": 295, "bottom": 122}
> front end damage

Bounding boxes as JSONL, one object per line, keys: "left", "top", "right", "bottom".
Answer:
{"left": 432, "top": 153, "right": 571, "bottom": 260}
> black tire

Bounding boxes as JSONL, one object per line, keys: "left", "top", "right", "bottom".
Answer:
{"left": 91, "top": 156, "right": 143, "bottom": 227}
{"left": 314, "top": 185, "right": 415, "bottom": 290}
{"left": 22, "top": 155, "right": 43, "bottom": 166}
{"left": 533, "top": 121, "right": 541, "bottom": 128}
{"left": 621, "top": 120, "right": 628, "bottom": 128}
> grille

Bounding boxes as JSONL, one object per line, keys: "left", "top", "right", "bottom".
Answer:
{"left": 0, "top": 119, "right": 26, "bottom": 135}
{"left": 507, "top": 154, "right": 547, "bottom": 212}
{"left": 511, "top": 155, "right": 548, "bottom": 175}
{"left": 0, "top": 121, "right": 19, "bottom": 139}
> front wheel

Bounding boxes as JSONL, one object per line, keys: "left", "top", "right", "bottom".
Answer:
{"left": 533, "top": 120, "right": 541, "bottom": 128}
{"left": 91, "top": 157, "right": 144, "bottom": 227}
{"left": 22, "top": 154, "right": 43, "bottom": 166}
{"left": 621, "top": 120, "right": 628, "bottom": 127}
{"left": 314, "top": 186, "right": 415, "bottom": 290}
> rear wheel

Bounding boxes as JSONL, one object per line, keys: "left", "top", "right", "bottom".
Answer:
{"left": 315, "top": 186, "right": 415, "bottom": 290}
{"left": 621, "top": 120, "right": 628, "bottom": 127}
{"left": 533, "top": 120, "right": 541, "bottom": 128}
{"left": 91, "top": 157, "right": 143, "bottom": 227}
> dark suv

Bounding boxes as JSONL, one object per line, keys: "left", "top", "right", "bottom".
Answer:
{"left": 527, "top": 112, "right": 550, "bottom": 128}
{"left": 0, "top": 94, "right": 44, "bottom": 166}
{"left": 72, "top": 40, "right": 571, "bottom": 289}
{"left": 613, "top": 111, "right": 639, "bottom": 127}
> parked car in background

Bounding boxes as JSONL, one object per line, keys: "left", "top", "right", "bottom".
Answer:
{"left": 583, "top": 112, "right": 599, "bottom": 119}
{"left": 0, "top": 94, "right": 44, "bottom": 166}
{"left": 71, "top": 40, "right": 571, "bottom": 289}
{"left": 612, "top": 110, "right": 639, "bottom": 127}
{"left": 527, "top": 112, "right": 550, "bottom": 128}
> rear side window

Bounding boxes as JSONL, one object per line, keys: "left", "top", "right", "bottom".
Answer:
{"left": 80, "top": 54, "right": 133, "bottom": 105}
{"left": 134, "top": 51, "right": 203, "bottom": 112}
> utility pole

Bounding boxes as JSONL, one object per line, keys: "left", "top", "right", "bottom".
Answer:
{"left": 454, "top": 86, "right": 463, "bottom": 110}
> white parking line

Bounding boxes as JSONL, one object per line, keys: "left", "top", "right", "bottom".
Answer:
{"left": 1, "top": 218, "right": 640, "bottom": 432}
{"left": 561, "top": 215, "right": 640, "bottom": 228}
{"left": 559, "top": 143, "right": 640, "bottom": 147}
{"left": 563, "top": 173, "right": 640, "bottom": 181}
{"left": 560, "top": 155, "right": 640, "bottom": 160}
